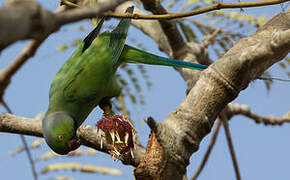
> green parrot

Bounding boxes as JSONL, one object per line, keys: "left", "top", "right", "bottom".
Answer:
{"left": 42, "top": 6, "right": 289, "bottom": 155}
{"left": 42, "top": 6, "right": 208, "bottom": 155}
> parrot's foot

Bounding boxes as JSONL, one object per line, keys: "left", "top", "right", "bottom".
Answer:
{"left": 96, "top": 114, "right": 136, "bottom": 160}
{"left": 99, "top": 98, "right": 113, "bottom": 117}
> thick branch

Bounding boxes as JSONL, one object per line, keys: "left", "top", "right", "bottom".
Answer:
{"left": 134, "top": 9, "right": 290, "bottom": 180}
{"left": 0, "top": 113, "right": 145, "bottom": 167}
{"left": 0, "top": 4, "right": 70, "bottom": 105}
{"left": 0, "top": 0, "right": 127, "bottom": 50}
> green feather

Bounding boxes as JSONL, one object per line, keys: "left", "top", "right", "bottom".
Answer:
{"left": 110, "top": 6, "right": 134, "bottom": 67}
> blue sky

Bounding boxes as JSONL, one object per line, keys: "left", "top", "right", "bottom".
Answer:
{"left": 0, "top": 1, "right": 289, "bottom": 180}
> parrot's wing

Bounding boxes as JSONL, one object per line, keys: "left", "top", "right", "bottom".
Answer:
{"left": 109, "top": 6, "right": 134, "bottom": 67}
{"left": 49, "top": 17, "right": 106, "bottom": 99}
{"left": 82, "top": 17, "right": 105, "bottom": 53}
{"left": 49, "top": 33, "right": 113, "bottom": 104}
{"left": 48, "top": 7, "right": 134, "bottom": 104}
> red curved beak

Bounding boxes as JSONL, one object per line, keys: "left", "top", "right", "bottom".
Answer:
{"left": 69, "top": 138, "right": 81, "bottom": 151}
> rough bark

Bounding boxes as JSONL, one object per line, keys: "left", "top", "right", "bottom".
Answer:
{"left": 134, "top": 9, "right": 290, "bottom": 180}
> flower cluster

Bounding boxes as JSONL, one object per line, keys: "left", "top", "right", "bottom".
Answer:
{"left": 96, "top": 114, "right": 136, "bottom": 160}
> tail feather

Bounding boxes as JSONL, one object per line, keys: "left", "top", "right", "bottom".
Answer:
{"left": 121, "top": 45, "right": 290, "bottom": 82}
{"left": 120, "top": 45, "right": 207, "bottom": 70}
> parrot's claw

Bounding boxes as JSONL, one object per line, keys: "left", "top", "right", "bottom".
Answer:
{"left": 96, "top": 114, "right": 136, "bottom": 160}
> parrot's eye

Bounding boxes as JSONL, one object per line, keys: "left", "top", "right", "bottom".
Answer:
{"left": 57, "top": 135, "right": 64, "bottom": 141}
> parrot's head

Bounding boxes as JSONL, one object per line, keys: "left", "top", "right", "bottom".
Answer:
{"left": 42, "top": 112, "right": 81, "bottom": 155}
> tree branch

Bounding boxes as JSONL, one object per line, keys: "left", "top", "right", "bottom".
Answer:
{"left": 62, "top": 0, "right": 290, "bottom": 20}
{"left": 115, "top": 2, "right": 173, "bottom": 54}
{"left": 0, "top": 113, "right": 145, "bottom": 167}
{"left": 220, "top": 111, "right": 241, "bottom": 180}
{"left": 140, "top": 0, "right": 185, "bottom": 55}
{"left": 134, "top": 9, "right": 290, "bottom": 180}
{"left": 0, "top": 0, "right": 127, "bottom": 50}
{"left": 0, "top": 0, "right": 127, "bottom": 109}
{"left": 1, "top": 1, "right": 289, "bottom": 179}
{"left": 226, "top": 103, "right": 290, "bottom": 125}
{"left": 0, "top": 3, "right": 70, "bottom": 109}
{"left": 0, "top": 39, "right": 45, "bottom": 101}
{"left": 107, "top": 0, "right": 290, "bottom": 20}
{"left": 191, "top": 119, "right": 222, "bottom": 180}
{"left": 0, "top": 0, "right": 288, "bottom": 52}
{"left": 1, "top": 100, "right": 38, "bottom": 180}
{"left": 136, "top": 0, "right": 213, "bottom": 93}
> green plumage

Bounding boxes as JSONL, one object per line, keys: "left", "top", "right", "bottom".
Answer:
{"left": 42, "top": 6, "right": 209, "bottom": 155}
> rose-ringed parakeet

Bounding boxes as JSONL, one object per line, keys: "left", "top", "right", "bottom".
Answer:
{"left": 42, "top": 6, "right": 211, "bottom": 155}
{"left": 42, "top": 6, "right": 289, "bottom": 155}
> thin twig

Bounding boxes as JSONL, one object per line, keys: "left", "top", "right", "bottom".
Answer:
{"left": 1, "top": 100, "right": 12, "bottom": 114}
{"left": 105, "top": 0, "right": 290, "bottom": 19}
{"left": 60, "top": 0, "right": 80, "bottom": 8}
{"left": 226, "top": 103, "right": 290, "bottom": 125}
{"left": 221, "top": 113, "right": 241, "bottom": 180}
{"left": 59, "top": 0, "right": 290, "bottom": 20}
{"left": 1, "top": 100, "right": 38, "bottom": 180}
{"left": 19, "top": 135, "right": 38, "bottom": 180}
{"left": 0, "top": 39, "right": 45, "bottom": 101}
{"left": 191, "top": 119, "right": 222, "bottom": 180}
{"left": 203, "top": 28, "right": 222, "bottom": 48}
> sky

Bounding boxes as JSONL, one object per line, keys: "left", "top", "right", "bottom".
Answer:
{"left": 0, "top": 1, "right": 289, "bottom": 180}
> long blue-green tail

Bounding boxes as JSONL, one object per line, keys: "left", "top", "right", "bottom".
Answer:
{"left": 120, "top": 45, "right": 208, "bottom": 70}
{"left": 120, "top": 45, "right": 290, "bottom": 82}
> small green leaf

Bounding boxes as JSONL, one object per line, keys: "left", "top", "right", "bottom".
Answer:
{"left": 71, "top": 39, "right": 82, "bottom": 47}
{"left": 129, "top": 94, "right": 137, "bottom": 104}
{"left": 126, "top": 69, "right": 134, "bottom": 75}
{"left": 57, "top": 45, "right": 68, "bottom": 51}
